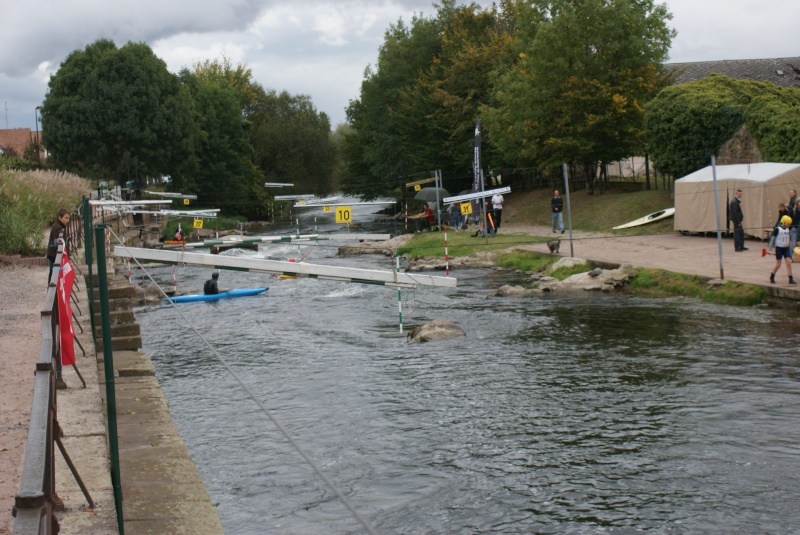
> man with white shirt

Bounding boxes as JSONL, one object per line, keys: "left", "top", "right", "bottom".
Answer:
{"left": 491, "top": 192, "right": 504, "bottom": 232}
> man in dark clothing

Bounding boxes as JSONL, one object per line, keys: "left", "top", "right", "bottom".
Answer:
{"left": 729, "top": 189, "right": 747, "bottom": 252}
{"left": 46, "top": 208, "right": 70, "bottom": 284}
{"left": 788, "top": 189, "right": 799, "bottom": 247}
{"left": 204, "top": 271, "right": 220, "bottom": 295}
{"left": 551, "top": 190, "right": 565, "bottom": 233}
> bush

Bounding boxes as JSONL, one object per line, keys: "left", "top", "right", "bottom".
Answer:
{"left": 0, "top": 169, "right": 91, "bottom": 255}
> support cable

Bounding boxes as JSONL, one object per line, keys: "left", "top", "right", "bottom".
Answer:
{"left": 105, "top": 228, "right": 379, "bottom": 535}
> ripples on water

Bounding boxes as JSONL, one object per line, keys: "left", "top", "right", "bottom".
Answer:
{"left": 134, "top": 231, "right": 800, "bottom": 534}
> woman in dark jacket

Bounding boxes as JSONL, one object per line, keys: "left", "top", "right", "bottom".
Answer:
{"left": 46, "top": 208, "right": 70, "bottom": 283}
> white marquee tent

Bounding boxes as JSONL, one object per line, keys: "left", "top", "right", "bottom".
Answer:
{"left": 674, "top": 163, "right": 800, "bottom": 238}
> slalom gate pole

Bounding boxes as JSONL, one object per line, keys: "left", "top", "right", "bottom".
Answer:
{"left": 396, "top": 254, "right": 403, "bottom": 334}
{"left": 444, "top": 228, "right": 449, "bottom": 277}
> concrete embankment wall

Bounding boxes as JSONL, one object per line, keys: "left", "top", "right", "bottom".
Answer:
{"left": 54, "top": 265, "right": 223, "bottom": 534}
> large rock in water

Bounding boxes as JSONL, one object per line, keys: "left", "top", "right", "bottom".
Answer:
{"left": 407, "top": 319, "right": 466, "bottom": 343}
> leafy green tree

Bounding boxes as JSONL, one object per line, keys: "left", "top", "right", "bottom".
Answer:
{"left": 176, "top": 69, "right": 266, "bottom": 219}
{"left": 644, "top": 74, "right": 800, "bottom": 177}
{"left": 42, "top": 39, "right": 198, "bottom": 184}
{"left": 330, "top": 123, "right": 353, "bottom": 192}
{"left": 193, "top": 55, "right": 261, "bottom": 112}
{"left": 483, "top": 0, "right": 674, "bottom": 173}
{"left": 397, "top": 2, "right": 511, "bottom": 174}
{"left": 743, "top": 89, "right": 800, "bottom": 163}
{"left": 249, "top": 89, "right": 336, "bottom": 197}
{"left": 343, "top": 12, "right": 443, "bottom": 197}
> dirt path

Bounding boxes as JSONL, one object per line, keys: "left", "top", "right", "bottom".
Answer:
{"left": 0, "top": 264, "right": 47, "bottom": 534}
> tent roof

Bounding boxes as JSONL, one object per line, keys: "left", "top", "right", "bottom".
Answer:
{"left": 676, "top": 163, "right": 800, "bottom": 183}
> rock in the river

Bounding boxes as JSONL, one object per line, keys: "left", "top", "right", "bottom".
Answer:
{"left": 407, "top": 319, "right": 466, "bottom": 343}
{"left": 489, "top": 284, "right": 538, "bottom": 297}
{"left": 538, "top": 268, "right": 631, "bottom": 292}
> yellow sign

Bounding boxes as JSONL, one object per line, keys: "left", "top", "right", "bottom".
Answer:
{"left": 183, "top": 198, "right": 190, "bottom": 205}
{"left": 192, "top": 219, "right": 203, "bottom": 229}
{"left": 460, "top": 202, "right": 473, "bottom": 216}
{"left": 414, "top": 185, "right": 421, "bottom": 192}
{"left": 335, "top": 206, "right": 352, "bottom": 224}
{"left": 323, "top": 205, "right": 332, "bottom": 213}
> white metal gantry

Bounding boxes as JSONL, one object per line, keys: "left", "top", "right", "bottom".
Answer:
{"left": 113, "top": 246, "right": 456, "bottom": 288}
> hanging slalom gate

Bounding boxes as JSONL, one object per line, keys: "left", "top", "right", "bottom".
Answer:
{"left": 112, "top": 246, "right": 456, "bottom": 289}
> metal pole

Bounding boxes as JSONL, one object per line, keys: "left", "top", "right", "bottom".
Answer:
{"left": 396, "top": 254, "right": 403, "bottom": 334}
{"left": 83, "top": 197, "right": 97, "bottom": 339}
{"left": 711, "top": 155, "right": 725, "bottom": 280}
{"left": 94, "top": 224, "right": 125, "bottom": 534}
{"left": 562, "top": 163, "right": 575, "bottom": 257}
{"left": 481, "top": 169, "right": 488, "bottom": 244}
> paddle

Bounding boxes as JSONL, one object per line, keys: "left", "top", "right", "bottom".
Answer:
{"left": 762, "top": 248, "right": 774, "bottom": 257}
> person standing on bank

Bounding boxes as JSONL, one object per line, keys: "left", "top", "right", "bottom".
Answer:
{"left": 794, "top": 199, "right": 800, "bottom": 246}
{"left": 789, "top": 190, "right": 800, "bottom": 247}
{"left": 551, "top": 190, "right": 565, "bottom": 234}
{"left": 46, "top": 208, "right": 71, "bottom": 284}
{"left": 770, "top": 215, "right": 796, "bottom": 285}
{"left": 448, "top": 201, "right": 462, "bottom": 231}
{"left": 491, "top": 191, "right": 504, "bottom": 232}
{"left": 204, "top": 271, "right": 220, "bottom": 295}
{"left": 729, "top": 189, "right": 747, "bottom": 251}
{"left": 770, "top": 203, "right": 789, "bottom": 250}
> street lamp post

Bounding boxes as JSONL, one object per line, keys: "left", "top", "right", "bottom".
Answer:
{"left": 34, "top": 105, "right": 42, "bottom": 160}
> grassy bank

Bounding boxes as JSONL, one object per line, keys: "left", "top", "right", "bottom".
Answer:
{"left": 628, "top": 267, "right": 769, "bottom": 306}
{"left": 503, "top": 186, "right": 675, "bottom": 235}
{"left": 395, "top": 231, "right": 547, "bottom": 259}
{"left": 398, "top": 183, "right": 770, "bottom": 307}
{"left": 493, "top": 250, "right": 768, "bottom": 306}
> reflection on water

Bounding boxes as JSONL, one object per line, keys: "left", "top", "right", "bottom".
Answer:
{"left": 134, "top": 219, "right": 800, "bottom": 534}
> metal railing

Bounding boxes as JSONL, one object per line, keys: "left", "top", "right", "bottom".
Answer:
{"left": 12, "top": 241, "right": 94, "bottom": 534}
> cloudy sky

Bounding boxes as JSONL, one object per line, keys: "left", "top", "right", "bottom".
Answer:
{"left": 1, "top": 0, "right": 797, "bottom": 132}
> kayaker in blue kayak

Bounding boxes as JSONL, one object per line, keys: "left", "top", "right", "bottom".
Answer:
{"left": 204, "top": 271, "right": 220, "bottom": 295}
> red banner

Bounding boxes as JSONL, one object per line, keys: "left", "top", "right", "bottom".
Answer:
{"left": 57, "top": 251, "right": 76, "bottom": 366}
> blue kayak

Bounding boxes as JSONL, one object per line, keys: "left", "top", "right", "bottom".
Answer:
{"left": 164, "top": 287, "right": 268, "bottom": 303}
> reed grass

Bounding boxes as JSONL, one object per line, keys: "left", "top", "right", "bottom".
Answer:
{"left": 0, "top": 169, "right": 91, "bottom": 255}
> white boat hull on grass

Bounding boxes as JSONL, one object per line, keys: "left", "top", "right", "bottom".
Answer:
{"left": 613, "top": 208, "right": 675, "bottom": 230}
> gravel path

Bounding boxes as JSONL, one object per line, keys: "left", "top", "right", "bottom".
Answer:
{"left": 0, "top": 264, "right": 48, "bottom": 534}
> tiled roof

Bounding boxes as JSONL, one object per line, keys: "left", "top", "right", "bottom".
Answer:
{"left": 666, "top": 57, "right": 800, "bottom": 88}
{"left": 0, "top": 128, "right": 36, "bottom": 157}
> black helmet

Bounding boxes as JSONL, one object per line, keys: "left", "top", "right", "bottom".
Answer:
{"left": 212, "top": 271, "right": 219, "bottom": 279}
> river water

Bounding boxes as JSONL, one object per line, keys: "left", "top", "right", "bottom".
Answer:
{"left": 134, "top": 205, "right": 800, "bottom": 534}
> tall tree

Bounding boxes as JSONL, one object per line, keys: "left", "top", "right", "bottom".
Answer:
{"left": 42, "top": 39, "right": 198, "bottom": 183}
{"left": 343, "top": 12, "right": 443, "bottom": 198}
{"left": 483, "top": 0, "right": 674, "bottom": 177}
{"left": 397, "top": 2, "right": 511, "bottom": 176}
{"left": 249, "top": 89, "right": 336, "bottom": 196}
{"left": 176, "top": 69, "right": 265, "bottom": 219}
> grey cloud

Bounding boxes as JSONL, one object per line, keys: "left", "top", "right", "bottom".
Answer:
{"left": 0, "top": 0, "right": 268, "bottom": 77}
